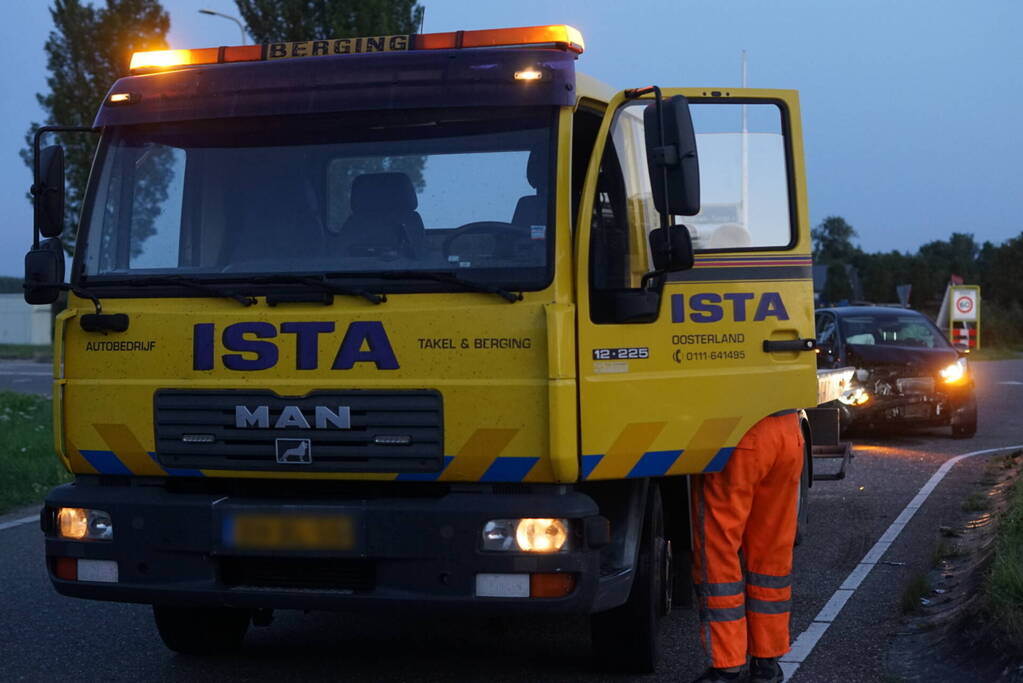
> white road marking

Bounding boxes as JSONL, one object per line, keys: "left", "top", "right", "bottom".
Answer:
{"left": 2, "top": 371, "right": 52, "bottom": 377}
{"left": 781, "top": 444, "right": 1023, "bottom": 681}
{"left": 998, "top": 381, "right": 1023, "bottom": 385}
{"left": 0, "top": 515, "right": 38, "bottom": 531}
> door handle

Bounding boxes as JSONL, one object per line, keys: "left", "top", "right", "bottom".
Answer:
{"left": 763, "top": 338, "right": 816, "bottom": 352}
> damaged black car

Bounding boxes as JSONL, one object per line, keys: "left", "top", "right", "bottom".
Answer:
{"left": 815, "top": 306, "right": 977, "bottom": 438}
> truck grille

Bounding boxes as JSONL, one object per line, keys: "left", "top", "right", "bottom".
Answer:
{"left": 220, "top": 557, "right": 374, "bottom": 591}
{"left": 154, "top": 389, "right": 443, "bottom": 473}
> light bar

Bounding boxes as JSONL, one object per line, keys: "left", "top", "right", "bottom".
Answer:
{"left": 414, "top": 24, "right": 584, "bottom": 53}
{"left": 129, "top": 45, "right": 261, "bottom": 72}
{"left": 129, "top": 24, "right": 584, "bottom": 73}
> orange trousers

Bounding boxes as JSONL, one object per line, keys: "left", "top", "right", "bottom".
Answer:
{"left": 690, "top": 412, "right": 804, "bottom": 669}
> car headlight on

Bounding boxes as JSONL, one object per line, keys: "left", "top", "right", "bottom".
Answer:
{"left": 838, "top": 387, "right": 871, "bottom": 406}
{"left": 940, "top": 358, "right": 967, "bottom": 384}
{"left": 56, "top": 507, "right": 114, "bottom": 541}
{"left": 482, "top": 518, "right": 570, "bottom": 553}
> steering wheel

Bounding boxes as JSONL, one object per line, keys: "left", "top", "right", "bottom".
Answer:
{"left": 442, "top": 221, "right": 531, "bottom": 261}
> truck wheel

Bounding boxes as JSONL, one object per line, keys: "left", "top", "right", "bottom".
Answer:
{"left": 795, "top": 440, "right": 810, "bottom": 546}
{"left": 153, "top": 605, "right": 250, "bottom": 655}
{"left": 951, "top": 395, "right": 978, "bottom": 439}
{"left": 590, "top": 483, "right": 667, "bottom": 673}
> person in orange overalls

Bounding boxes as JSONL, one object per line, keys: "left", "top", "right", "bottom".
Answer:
{"left": 690, "top": 412, "right": 804, "bottom": 683}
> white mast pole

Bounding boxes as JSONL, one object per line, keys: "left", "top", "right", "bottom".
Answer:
{"left": 740, "top": 50, "right": 749, "bottom": 230}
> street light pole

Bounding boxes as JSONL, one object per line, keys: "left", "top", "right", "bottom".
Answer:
{"left": 198, "top": 9, "right": 247, "bottom": 45}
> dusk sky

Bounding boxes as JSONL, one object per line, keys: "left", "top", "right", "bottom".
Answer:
{"left": 1, "top": 0, "right": 1020, "bottom": 277}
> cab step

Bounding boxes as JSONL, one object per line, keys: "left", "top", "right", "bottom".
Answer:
{"left": 812, "top": 442, "right": 852, "bottom": 481}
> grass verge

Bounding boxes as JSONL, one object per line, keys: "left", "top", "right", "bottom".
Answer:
{"left": 961, "top": 492, "right": 990, "bottom": 513}
{"left": 932, "top": 539, "right": 967, "bottom": 567}
{"left": 901, "top": 571, "right": 930, "bottom": 614}
{"left": 0, "top": 344, "right": 52, "bottom": 361}
{"left": 984, "top": 473, "right": 1023, "bottom": 649}
{"left": 968, "top": 346, "right": 1023, "bottom": 361}
{"left": 0, "top": 391, "right": 68, "bottom": 513}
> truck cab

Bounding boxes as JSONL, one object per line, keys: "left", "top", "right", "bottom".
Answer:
{"left": 26, "top": 25, "right": 819, "bottom": 671}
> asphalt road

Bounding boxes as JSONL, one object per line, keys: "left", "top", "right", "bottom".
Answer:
{"left": 1, "top": 359, "right": 1021, "bottom": 682}
{"left": 0, "top": 359, "right": 52, "bottom": 397}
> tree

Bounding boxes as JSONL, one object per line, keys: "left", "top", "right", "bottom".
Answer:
{"left": 854, "top": 249, "right": 914, "bottom": 304}
{"left": 23, "top": 0, "right": 171, "bottom": 255}
{"left": 0, "top": 276, "right": 24, "bottom": 294}
{"left": 811, "top": 215, "right": 859, "bottom": 263}
{"left": 979, "top": 231, "right": 1023, "bottom": 307}
{"left": 235, "top": 0, "right": 426, "bottom": 222}
{"left": 917, "top": 232, "right": 980, "bottom": 286}
{"left": 822, "top": 262, "right": 853, "bottom": 306}
{"left": 235, "top": 0, "right": 423, "bottom": 44}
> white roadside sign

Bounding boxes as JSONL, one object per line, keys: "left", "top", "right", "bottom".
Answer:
{"left": 950, "top": 287, "right": 978, "bottom": 322}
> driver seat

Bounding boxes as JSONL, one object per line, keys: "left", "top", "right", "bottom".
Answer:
{"left": 511, "top": 150, "right": 547, "bottom": 228}
{"left": 339, "top": 173, "right": 425, "bottom": 258}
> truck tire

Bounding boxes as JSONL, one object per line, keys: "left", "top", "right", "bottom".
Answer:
{"left": 951, "top": 395, "right": 978, "bottom": 439}
{"left": 590, "top": 483, "right": 667, "bottom": 673}
{"left": 153, "top": 605, "right": 250, "bottom": 655}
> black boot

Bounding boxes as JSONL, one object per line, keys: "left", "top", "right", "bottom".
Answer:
{"left": 691, "top": 667, "right": 745, "bottom": 682}
{"left": 750, "top": 657, "right": 784, "bottom": 683}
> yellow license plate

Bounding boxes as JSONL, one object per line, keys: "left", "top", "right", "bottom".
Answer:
{"left": 226, "top": 514, "right": 356, "bottom": 550}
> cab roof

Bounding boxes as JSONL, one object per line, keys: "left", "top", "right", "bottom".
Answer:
{"left": 575, "top": 72, "right": 615, "bottom": 105}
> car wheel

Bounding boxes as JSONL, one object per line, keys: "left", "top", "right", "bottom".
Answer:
{"left": 153, "top": 605, "right": 250, "bottom": 655}
{"left": 951, "top": 394, "right": 978, "bottom": 439}
{"left": 837, "top": 405, "right": 853, "bottom": 438}
{"left": 591, "top": 483, "right": 667, "bottom": 673}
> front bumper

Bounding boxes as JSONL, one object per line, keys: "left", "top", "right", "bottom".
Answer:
{"left": 42, "top": 479, "right": 612, "bottom": 614}
{"left": 843, "top": 385, "right": 973, "bottom": 426}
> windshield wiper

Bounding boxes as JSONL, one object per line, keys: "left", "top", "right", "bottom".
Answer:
{"left": 55, "top": 283, "right": 104, "bottom": 314}
{"left": 374, "top": 271, "right": 523, "bottom": 303}
{"left": 127, "top": 276, "right": 256, "bottom": 307}
{"left": 247, "top": 275, "right": 385, "bottom": 305}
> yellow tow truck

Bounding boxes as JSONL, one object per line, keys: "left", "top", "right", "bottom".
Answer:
{"left": 23, "top": 24, "right": 850, "bottom": 671}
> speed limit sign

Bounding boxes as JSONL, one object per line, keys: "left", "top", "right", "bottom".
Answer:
{"left": 950, "top": 287, "right": 978, "bottom": 322}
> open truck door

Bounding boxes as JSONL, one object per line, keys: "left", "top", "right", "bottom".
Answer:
{"left": 575, "top": 88, "right": 818, "bottom": 479}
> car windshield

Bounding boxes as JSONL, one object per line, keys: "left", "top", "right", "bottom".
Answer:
{"left": 78, "top": 107, "right": 555, "bottom": 292}
{"left": 839, "top": 312, "right": 950, "bottom": 349}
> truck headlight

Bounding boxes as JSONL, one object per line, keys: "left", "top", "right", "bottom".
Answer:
{"left": 940, "top": 358, "right": 967, "bottom": 384}
{"left": 838, "top": 387, "right": 871, "bottom": 406}
{"left": 57, "top": 507, "right": 114, "bottom": 541}
{"left": 482, "top": 518, "right": 570, "bottom": 552}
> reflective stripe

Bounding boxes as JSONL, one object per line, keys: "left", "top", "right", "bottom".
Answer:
{"left": 747, "top": 571, "right": 792, "bottom": 589}
{"left": 695, "top": 580, "right": 745, "bottom": 597}
{"left": 747, "top": 597, "right": 791, "bottom": 615}
{"left": 701, "top": 605, "right": 747, "bottom": 622}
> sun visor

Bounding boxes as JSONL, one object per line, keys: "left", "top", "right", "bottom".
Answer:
{"left": 95, "top": 48, "right": 576, "bottom": 127}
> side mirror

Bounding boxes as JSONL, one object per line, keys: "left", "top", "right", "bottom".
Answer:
{"left": 24, "top": 237, "right": 65, "bottom": 305}
{"left": 34, "top": 144, "right": 65, "bottom": 239}
{"left": 643, "top": 95, "right": 700, "bottom": 216}
{"left": 648, "top": 224, "right": 695, "bottom": 273}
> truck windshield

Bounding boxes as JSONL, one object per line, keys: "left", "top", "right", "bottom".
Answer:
{"left": 79, "top": 107, "right": 555, "bottom": 293}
